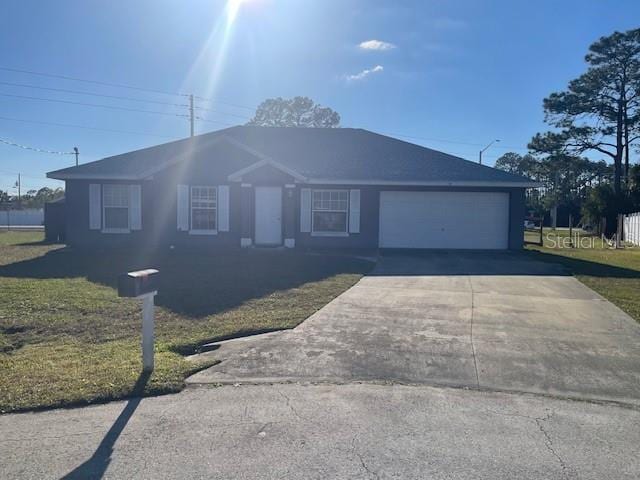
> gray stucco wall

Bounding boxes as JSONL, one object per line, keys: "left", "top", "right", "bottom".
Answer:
{"left": 63, "top": 161, "right": 526, "bottom": 251}
{"left": 65, "top": 180, "right": 150, "bottom": 249}
{"left": 294, "top": 185, "right": 525, "bottom": 250}
{"left": 508, "top": 188, "right": 525, "bottom": 250}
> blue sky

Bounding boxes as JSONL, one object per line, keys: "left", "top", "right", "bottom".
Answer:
{"left": 1, "top": 0, "right": 639, "bottom": 193}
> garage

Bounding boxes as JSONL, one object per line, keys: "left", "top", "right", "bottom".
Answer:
{"left": 379, "top": 191, "right": 510, "bottom": 249}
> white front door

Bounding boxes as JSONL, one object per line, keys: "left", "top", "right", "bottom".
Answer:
{"left": 254, "top": 186, "right": 283, "bottom": 245}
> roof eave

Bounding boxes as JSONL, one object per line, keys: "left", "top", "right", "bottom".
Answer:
{"left": 46, "top": 134, "right": 268, "bottom": 182}
{"left": 305, "top": 179, "right": 542, "bottom": 188}
{"left": 46, "top": 172, "right": 145, "bottom": 181}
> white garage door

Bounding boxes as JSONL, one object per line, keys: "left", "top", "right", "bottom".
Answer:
{"left": 379, "top": 191, "right": 510, "bottom": 249}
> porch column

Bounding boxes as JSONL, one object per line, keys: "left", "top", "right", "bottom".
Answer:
{"left": 240, "top": 183, "right": 253, "bottom": 247}
{"left": 283, "top": 184, "right": 296, "bottom": 248}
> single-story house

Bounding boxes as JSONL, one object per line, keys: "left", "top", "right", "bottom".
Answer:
{"left": 47, "top": 126, "right": 537, "bottom": 250}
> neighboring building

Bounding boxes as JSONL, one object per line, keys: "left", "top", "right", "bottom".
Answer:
{"left": 46, "top": 127, "right": 537, "bottom": 250}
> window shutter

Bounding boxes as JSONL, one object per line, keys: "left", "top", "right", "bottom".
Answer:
{"left": 218, "top": 185, "right": 230, "bottom": 232}
{"left": 129, "top": 184, "right": 142, "bottom": 230}
{"left": 177, "top": 184, "right": 189, "bottom": 231}
{"left": 300, "top": 188, "right": 311, "bottom": 233}
{"left": 89, "top": 184, "right": 101, "bottom": 230}
{"left": 349, "top": 189, "right": 360, "bottom": 233}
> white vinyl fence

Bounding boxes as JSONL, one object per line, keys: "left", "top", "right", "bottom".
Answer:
{"left": 624, "top": 212, "right": 640, "bottom": 246}
{"left": 0, "top": 208, "right": 44, "bottom": 227}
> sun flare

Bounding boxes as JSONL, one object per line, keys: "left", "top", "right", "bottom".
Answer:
{"left": 227, "top": 0, "right": 249, "bottom": 23}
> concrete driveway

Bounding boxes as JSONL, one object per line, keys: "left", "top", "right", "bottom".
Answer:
{"left": 189, "top": 251, "right": 640, "bottom": 405}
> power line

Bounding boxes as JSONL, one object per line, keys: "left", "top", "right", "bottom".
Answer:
{"left": 0, "top": 92, "right": 190, "bottom": 118}
{"left": 194, "top": 95, "right": 256, "bottom": 112}
{"left": 193, "top": 104, "right": 251, "bottom": 120}
{"left": 0, "top": 66, "right": 187, "bottom": 98}
{"left": 0, "top": 80, "right": 190, "bottom": 108}
{"left": 0, "top": 170, "right": 49, "bottom": 180}
{"left": 0, "top": 138, "right": 75, "bottom": 155}
{"left": 0, "top": 67, "right": 528, "bottom": 154}
{"left": 0, "top": 114, "right": 179, "bottom": 139}
{"left": 377, "top": 130, "right": 529, "bottom": 151}
{"left": 0, "top": 66, "right": 258, "bottom": 112}
{"left": 195, "top": 116, "right": 239, "bottom": 127}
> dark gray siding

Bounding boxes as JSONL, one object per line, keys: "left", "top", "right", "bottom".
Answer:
{"left": 295, "top": 185, "right": 526, "bottom": 250}
{"left": 508, "top": 188, "right": 525, "bottom": 250}
{"left": 63, "top": 145, "right": 254, "bottom": 249}
{"left": 65, "top": 179, "right": 150, "bottom": 249}
{"left": 295, "top": 185, "right": 379, "bottom": 249}
{"left": 64, "top": 172, "right": 526, "bottom": 251}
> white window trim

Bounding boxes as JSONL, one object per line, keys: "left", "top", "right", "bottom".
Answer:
{"left": 189, "top": 185, "right": 218, "bottom": 235}
{"left": 102, "top": 228, "right": 131, "bottom": 234}
{"left": 311, "top": 189, "right": 350, "bottom": 237}
{"left": 311, "top": 231, "right": 349, "bottom": 237}
{"left": 102, "top": 184, "right": 131, "bottom": 234}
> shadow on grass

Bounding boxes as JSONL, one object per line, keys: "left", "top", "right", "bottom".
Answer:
{"left": 60, "top": 371, "right": 151, "bottom": 480}
{"left": 12, "top": 240, "right": 58, "bottom": 246}
{"left": 372, "top": 250, "right": 569, "bottom": 276}
{"left": 370, "top": 249, "right": 640, "bottom": 278}
{"left": 523, "top": 249, "right": 640, "bottom": 279}
{"left": 0, "top": 247, "right": 373, "bottom": 318}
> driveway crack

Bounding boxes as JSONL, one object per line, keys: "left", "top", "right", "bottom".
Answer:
{"left": 351, "top": 437, "right": 380, "bottom": 480}
{"left": 483, "top": 408, "right": 575, "bottom": 479}
{"left": 467, "top": 276, "right": 481, "bottom": 388}
{"left": 535, "top": 412, "right": 574, "bottom": 479}
{"left": 277, "top": 388, "right": 321, "bottom": 427}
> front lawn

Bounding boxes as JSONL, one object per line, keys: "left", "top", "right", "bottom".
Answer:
{"left": 0, "top": 231, "right": 372, "bottom": 413}
{"left": 527, "top": 229, "right": 640, "bottom": 323}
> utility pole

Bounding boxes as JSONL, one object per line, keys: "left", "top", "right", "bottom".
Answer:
{"left": 189, "top": 94, "right": 195, "bottom": 137}
{"left": 74, "top": 147, "right": 79, "bottom": 166}
{"left": 16, "top": 173, "right": 21, "bottom": 208}
{"left": 479, "top": 139, "right": 500, "bottom": 165}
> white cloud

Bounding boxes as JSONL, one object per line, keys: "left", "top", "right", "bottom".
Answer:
{"left": 358, "top": 39, "right": 396, "bottom": 51}
{"left": 345, "top": 65, "right": 384, "bottom": 82}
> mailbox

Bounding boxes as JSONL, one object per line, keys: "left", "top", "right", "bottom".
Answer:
{"left": 118, "top": 268, "right": 159, "bottom": 372}
{"left": 118, "top": 269, "right": 160, "bottom": 298}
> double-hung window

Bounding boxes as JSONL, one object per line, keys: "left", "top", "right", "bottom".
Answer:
{"left": 191, "top": 186, "right": 217, "bottom": 232}
{"left": 103, "top": 184, "right": 130, "bottom": 232}
{"left": 312, "top": 189, "right": 349, "bottom": 234}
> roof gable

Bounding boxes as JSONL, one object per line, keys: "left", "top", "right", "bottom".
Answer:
{"left": 47, "top": 133, "right": 262, "bottom": 181}
{"left": 228, "top": 158, "right": 306, "bottom": 182}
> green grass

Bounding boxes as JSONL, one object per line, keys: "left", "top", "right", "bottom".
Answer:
{"left": 0, "top": 231, "right": 372, "bottom": 413}
{"left": 526, "top": 228, "right": 640, "bottom": 323}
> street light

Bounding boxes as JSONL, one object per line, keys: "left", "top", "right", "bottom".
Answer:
{"left": 479, "top": 139, "right": 500, "bottom": 165}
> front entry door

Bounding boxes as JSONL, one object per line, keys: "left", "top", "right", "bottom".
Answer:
{"left": 254, "top": 186, "right": 283, "bottom": 245}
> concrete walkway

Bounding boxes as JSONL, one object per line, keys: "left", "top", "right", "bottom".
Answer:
{"left": 189, "top": 252, "right": 640, "bottom": 405}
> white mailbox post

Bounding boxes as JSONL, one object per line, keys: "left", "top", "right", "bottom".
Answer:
{"left": 118, "top": 269, "right": 159, "bottom": 372}
{"left": 140, "top": 291, "right": 157, "bottom": 371}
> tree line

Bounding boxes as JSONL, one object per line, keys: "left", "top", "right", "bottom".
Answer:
{"left": 496, "top": 28, "right": 640, "bottom": 231}
{"left": 0, "top": 187, "right": 64, "bottom": 209}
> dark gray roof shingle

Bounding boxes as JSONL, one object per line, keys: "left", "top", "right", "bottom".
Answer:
{"left": 48, "top": 126, "right": 535, "bottom": 185}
